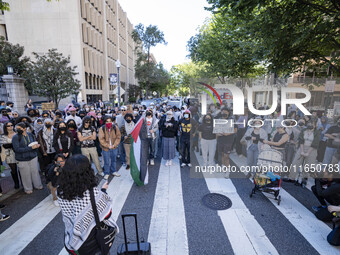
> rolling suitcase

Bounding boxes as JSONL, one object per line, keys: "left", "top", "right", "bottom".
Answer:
{"left": 117, "top": 213, "right": 151, "bottom": 255}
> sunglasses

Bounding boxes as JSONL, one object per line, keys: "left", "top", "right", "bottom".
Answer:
{"left": 7, "top": 124, "right": 13, "bottom": 127}
{"left": 84, "top": 121, "right": 90, "bottom": 124}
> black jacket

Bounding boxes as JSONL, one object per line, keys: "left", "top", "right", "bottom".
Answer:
{"left": 53, "top": 131, "right": 74, "bottom": 154}
{"left": 161, "top": 119, "right": 178, "bottom": 138}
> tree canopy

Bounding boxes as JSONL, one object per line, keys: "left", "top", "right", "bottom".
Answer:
{"left": 187, "top": 13, "right": 266, "bottom": 84}
{"left": 205, "top": 0, "right": 340, "bottom": 76}
{"left": 27, "top": 49, "right": 81, "bottom": 108}
{"left": 0, "top": 36, "right": 30, "bottom": 77}
{"left": 132, "top": 23, "right": 168, "bottom": 96}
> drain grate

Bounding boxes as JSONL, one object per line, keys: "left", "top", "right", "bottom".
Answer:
{"left": 202, "top": 193, "right": 232, "bottom": 210}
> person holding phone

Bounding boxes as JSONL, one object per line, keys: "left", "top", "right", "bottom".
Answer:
{"left": 46, "top": 154, "right": 65, "bottom": 206}
{"left": 12, "top": 122, "right": 43, "bottom": 194}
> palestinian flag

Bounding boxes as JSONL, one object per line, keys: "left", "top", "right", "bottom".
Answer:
{"left": 130, "top": 117, "right": 149, "bottom": 186}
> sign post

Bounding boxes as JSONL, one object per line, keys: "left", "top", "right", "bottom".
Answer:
{"left": 325, "top": 80, "right": 336, "bottom": 112}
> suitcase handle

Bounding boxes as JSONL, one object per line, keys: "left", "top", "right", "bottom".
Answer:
{"left": 121, "top": 213, "right": 141, "bottom": 253}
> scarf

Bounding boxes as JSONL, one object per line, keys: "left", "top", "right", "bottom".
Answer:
{"left": 42, "top": 126, "right": 55, "bottom": 154}
{"left": 125, "top": 121, "right": 135, "bottom": 135}
{"left": 34, "top": 118, "right": 44, "bottom": 137}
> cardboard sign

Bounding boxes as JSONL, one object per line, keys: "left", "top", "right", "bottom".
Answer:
{"left": 41, "top": 102, "right": 55, "bottom": 111}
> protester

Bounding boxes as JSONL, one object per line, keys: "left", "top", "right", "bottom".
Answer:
{"left": 178, "top": 109, "right": 195, "bottom": 167}
{"left": 12, "top": 122, "right": 43, "bottom": 194}
{"left": 1, "top": 121, "right": 20, "bottom": 189}
{"left": 37, "top": 118, "right": 56, "bottom": 175}
{"left": 161, "top": 111, "right": 178, "bottom": 166}
{"left": 198, "top": 114, "right": 216, "bottom": 166}
{"left": 99, "top": 116, "right": 121, "bottom": 179}
{"left": 47, "top": 154, "right": 65, "bottom": 206}
{"left": 65, "top": 107, "right": 82, "bottom": 128}
{"left": 120, "top": 113, "right": 135, "bottom": 170}
{"left": 53, "top": 122, "right": 74, "bottom": 158}
{"left": 145, "top": 110, "right": 158, "bottom": 166}
{"left": 78, "top": 116, "right": 104, "bottom": 176}
{"left": 67, "top": 119, "right": 81, "bottom": 154}
{"left": 57, "top": 155, "right": 118, "bottom": 254}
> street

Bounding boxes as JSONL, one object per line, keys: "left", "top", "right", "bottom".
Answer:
{"left": 0, "top": 151, "right": 339, "bottom": 255}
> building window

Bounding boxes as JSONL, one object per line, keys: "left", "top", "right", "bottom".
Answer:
{"left": 89, "top": 74, "right": 92, "bottom": 89}
{"left": 93, "top": 75, "right": 96, "bottom": 90}
{"left": 85, "top": 72, "right": 88, "bottom": 89}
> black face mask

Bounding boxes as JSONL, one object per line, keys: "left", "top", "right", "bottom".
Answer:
{"left": 307, "top": 125, "right": 313, "bottom": 130}
{"left": 59, "top": 127, "right": 67, "bottom": 131}
{"left": 68, "top": 124, "right": 76, "bottom": 128}
{"left": 17, "top": 129, "right": 23, "bottom": 135}
{"left": 45, "top": 124, "right": 52, "bottom": 128}
{"left": 298, "top": 122, "right": 304, "bottom": 127}
{"left": 126, "top": 119, "right": 132, "bottom": 123}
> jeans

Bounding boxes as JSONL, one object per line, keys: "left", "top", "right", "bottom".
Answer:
{"left": 180, "top": 138, "right": 190, "bottom": 164}
{"left": 323, "top": 147, "right": 337, "bottom": 165}
{"left": 285, "top": 143, "right": 296, "bottom": 169}
{"left": 247, "top": 144, "right": 259, "bottom": 169}
{"left": 102, "top": 148, "right": 118, "bottom": 175}
{"left": 118, "top": 139, "right": 126, "bottom": 164}
{"left": 146, "top": 138, "right": 155, "bottom": 159}
{"left": 154, "top": 130, "right": 160, "bottom": 157}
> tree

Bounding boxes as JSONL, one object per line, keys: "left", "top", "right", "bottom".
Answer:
{"left": 132, "top": 23, "right": 167, "bottom": 95}
{"left": 187, "top": 14, "right": 266, "bottom": 84}
{"left": 27, "top": 49, "right": 81, "bottom": 108}
{"left": 0, "top": 36, "right": 30, "bottom": 76}
{"left": 206, "top": 0, "right": 340, "bottom": 76}
{"left": 170, "top": 61, "right": 215, "bottom": 96}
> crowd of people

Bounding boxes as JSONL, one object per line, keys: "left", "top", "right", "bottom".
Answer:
{"left": 0, "top": 97, "right": 339, "bottom": 248}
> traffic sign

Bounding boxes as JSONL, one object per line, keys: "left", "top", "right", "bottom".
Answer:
{"left": 113, "top": 87, "right": 125, "bottom": 95}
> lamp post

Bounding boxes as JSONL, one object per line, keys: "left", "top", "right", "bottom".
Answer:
{"left": 116, "top": 59, "right": 121, "bottom": 107}
{"left": 7, "top": 65, "right": 13, "bottom": 75}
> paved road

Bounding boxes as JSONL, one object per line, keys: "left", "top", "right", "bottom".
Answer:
{"left": 0, "top": 151, "right": 339, "bottom": 255}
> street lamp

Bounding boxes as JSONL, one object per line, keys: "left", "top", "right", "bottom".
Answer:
{"left": 7, "top": 65, "right": 13, "bottom": 75}
{"left": 116, "top": 59, "right": 121, "bottom": 107}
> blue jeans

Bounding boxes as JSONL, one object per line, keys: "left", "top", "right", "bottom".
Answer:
{"left": 247, "top": 144, "right": 259, "bottom": 168}
{"left": 146, "top": 137, "right": 155, "bottom": 159}
{"left": 323, "top": 146, "right": 337, "bottom": 165}
{"left": 118, "top": 139, "right": 126, "bottom": 164}
{"left": 102, "top": 148, "right": 118, "bottom": 175}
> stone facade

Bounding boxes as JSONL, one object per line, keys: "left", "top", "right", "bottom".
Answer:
{"left": 2, "top": 75, "right": 28, "bottom": 115}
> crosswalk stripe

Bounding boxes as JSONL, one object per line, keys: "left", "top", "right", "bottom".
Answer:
{"left": 58, "top": 165, "right": 133, "bottom": 255}
{"left": 148, "top": 158, "right": 189, "bottom": 255}
{"left": 229, "top": 153, "right": 340, "bottom": 254}
{"left": 195, "top": 152, "right": 279, "bottom": 255}
{"left": 0, "top": 195, "right": 60, "bottom": 255}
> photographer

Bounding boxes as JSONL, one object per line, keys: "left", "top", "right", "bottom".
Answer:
{"left": 47, "top": 154, "right": 65, "bottom": 206}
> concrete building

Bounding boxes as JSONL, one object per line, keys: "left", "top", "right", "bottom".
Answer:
{"left": 0, "top": 0, "right": 138, "bottom": 106}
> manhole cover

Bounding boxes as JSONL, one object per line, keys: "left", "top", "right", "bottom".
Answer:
{"left": 202, "top": 193, "right": 232, "bottom": 210}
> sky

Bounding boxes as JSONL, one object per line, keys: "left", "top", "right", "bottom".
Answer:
{"left": 119, "top": 0, "right": 211, "bottom": 71}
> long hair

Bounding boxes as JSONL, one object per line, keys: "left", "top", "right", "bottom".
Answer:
{"left": 57, "top": 154, "right": 97, "bottom": 201}
{"left": 3, "top": 121, "right": 14, "bottom": 136}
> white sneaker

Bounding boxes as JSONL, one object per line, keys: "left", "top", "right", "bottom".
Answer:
{"left": 112, "top": 172, "right": 121, "bottom": 177}
{"left": 169, "top": 160, "right": 172, "bottom": 166}
{"left": 99, "top": 172, "right": 104, "bottom": 177}
{"left": 150, "top": 159, "right": 155, "bottom": 165}
{"left": 181, "top": 163, "right": 186, "bottom": 167}
{"left": 187, "top": 163, "right": 191, "bottom": 167}
{"left": 0, "top": 173, "right": 5, "bottom": 177}
{"left": 104, "top": 174, "right": 109, "bottom": 180}
{"left": 165, "top": 160, "right": 169, "bottom": 166}
{"left": 53, "top": 200, "right": 59, "bottom": 207}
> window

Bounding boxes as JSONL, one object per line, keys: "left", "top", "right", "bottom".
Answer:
{"left": 85, "top": 72, "right": 88, "bottom": 89}
{"left": 89, "top": 74, "right": 92, "bottom": 89}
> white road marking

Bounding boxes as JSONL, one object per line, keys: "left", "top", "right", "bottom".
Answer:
{"left": 148, "top": 158, "right": 189, "bottom": 255}
{"left": 229, "top": 153, "right": 340, "bottom": 255}
{"left": 196, "top": 152, "right": 279, "bottom": 255}
{"left": 0, "top": 195, "right": 60, "bottom": 255}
